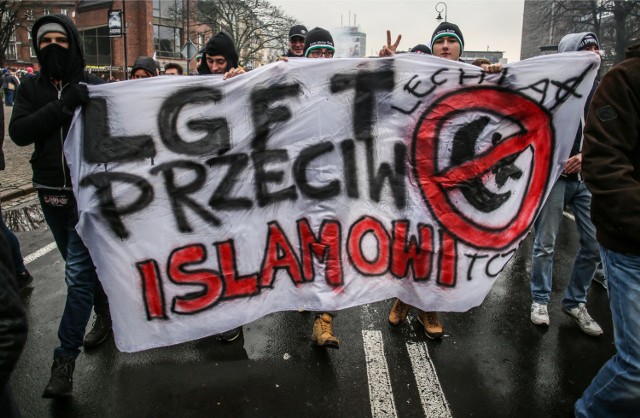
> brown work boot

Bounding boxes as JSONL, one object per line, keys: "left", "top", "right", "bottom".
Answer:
{"left": 417, "top": 310, "right": 443, "bottom": 339}
{"left": 312, "top": 313, "right": 339, "bottom": 349}
{"left": 388, "top": 299, "right": 410, "bottom": 327}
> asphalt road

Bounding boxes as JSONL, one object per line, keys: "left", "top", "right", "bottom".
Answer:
{"left": 10, "top": 213, "right": 614, "bottom": 418}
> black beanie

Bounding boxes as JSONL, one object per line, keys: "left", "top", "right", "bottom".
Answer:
{"left": 578, "top": 34, "right": 599, "bottom": 51}
{"left": 131, "top": 56, "right": 158, "bottom": 77}
{"left": 304, "top": 27, "right": 335, "bottom": 57}
{"left": 431, "top": 22, "right": 464, "bottom": 53}
{"left": 198, "top": 31, "right": 239, "bottom": 74}
{"left": 411, "top": 44, "right": 432, "bottom": 55}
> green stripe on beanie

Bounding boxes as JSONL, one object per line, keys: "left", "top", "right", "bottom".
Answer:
{"left": 431, "top": 22, "right": 464, "bottom": 53}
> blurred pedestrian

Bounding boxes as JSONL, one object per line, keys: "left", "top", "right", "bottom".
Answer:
{"left": 164, "top": 62, "right": 183, "bottom": 76}
{"left": 0, "top": 94, "right": 32, "bottom": 291}
{"left": 2, "top": 69, "right": 19, "bottom": 107}
{"left": 577, "top": 41, "right": 640, "bottom": 417}
{"left": 8, "top": 13, "right": 111, "bottom": 398}
{"left": 0, "top": 233, "right": 28, "bottom": 418}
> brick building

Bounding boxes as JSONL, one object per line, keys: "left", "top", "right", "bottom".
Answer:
{"left": 4, "top": 0, "right": 216, "bottom": 79}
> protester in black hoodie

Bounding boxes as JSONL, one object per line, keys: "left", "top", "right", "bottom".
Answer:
{"left": 8, "top": 13, "right": 111, "bottom": 398}
{"left": 197, "top": 31, "right": 245, "bottom": 79}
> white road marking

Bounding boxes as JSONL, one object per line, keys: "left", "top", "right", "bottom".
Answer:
{"left": 362, "top": 329, "right": 398, "bottom": 418}
{"left": 563, "top": 210, "right": 575, "bottom": 221}
{"left": 406, "top": 341, "right": 452, "bottom": 418}
{"left": 24, "top": 242, "right": 57, "bottom": 265}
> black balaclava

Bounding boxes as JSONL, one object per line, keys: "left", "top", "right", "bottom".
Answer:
{"left": 32, "top": 14, "right": 85, "bottom": 83}
{"left": 197, "top": 31, "right": 239, "bottom": 74}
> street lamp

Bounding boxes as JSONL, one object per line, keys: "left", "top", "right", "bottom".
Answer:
{"left": 435, "top": 2, "right": 447, "bottom": 22}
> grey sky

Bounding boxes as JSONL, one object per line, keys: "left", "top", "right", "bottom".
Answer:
{"left": 270, "top": 0, "right": 525, "bottom": 61}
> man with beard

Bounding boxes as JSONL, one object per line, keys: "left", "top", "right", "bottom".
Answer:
{"left": 9, "top": 14, "right": 111, "bottom": 398}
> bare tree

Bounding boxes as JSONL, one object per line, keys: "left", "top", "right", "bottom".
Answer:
{"left": 193, "top": 0, "right": 297, "bottom": 67}
{"left": 0, "top": 0, "right": 20, "bottom": 66}
{"left": 528, "top": 0, "right": 640, "bottom": 64}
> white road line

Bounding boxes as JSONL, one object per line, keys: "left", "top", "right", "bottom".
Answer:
{"left": 24, "top": 242, "right": 57, "bottom": 265}
{"left": 406, "top": 341, "right": 452, "bottom": 418}
{"left": 362, "top": 329, "right": 398, "bottom": 418}
{"left": 563, "top": 210, "right": 575, "bottom": 221}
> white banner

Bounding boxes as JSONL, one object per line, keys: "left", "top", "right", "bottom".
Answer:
{"left": 66, "top": 53, "right": 599, "bottom": 352}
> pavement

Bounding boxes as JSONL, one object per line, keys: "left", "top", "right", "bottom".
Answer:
{"left": 2, "top": 104, "right": 38, "bottom": 212}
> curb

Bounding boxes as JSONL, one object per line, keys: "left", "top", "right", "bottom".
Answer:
{"left": 0, "top": 184, "right": 34, "bottom": 202}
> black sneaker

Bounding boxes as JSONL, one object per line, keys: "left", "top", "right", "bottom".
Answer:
{"left": 42, "top": 356, "right": 75, "bottom": 398}
{"left": 16, "top": 270, "right": 33, "bottom": 291}
{"left": 216, "top": 326, "right": 242, "bottom": 342}
{"left": 83, "top": 313, "right": 112, "bottom": 348}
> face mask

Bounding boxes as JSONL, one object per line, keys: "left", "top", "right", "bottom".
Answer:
{"left": 40, "top": 43, "right": 69, "bottom": 80}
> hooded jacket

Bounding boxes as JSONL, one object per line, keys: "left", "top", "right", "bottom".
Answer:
{"left": 583, "top": 44, "right": 640, "bottom": 255}
{"left": 197, "top": 31, "right": 239, "bottom": 75}
{"left": 558, "top": 32, "right": 598, "bottom": 53}
{"left": 131, "top": 56, "right": 158, "bottom": 77}
{"left": 8, "top": 14, "right": 104, "bottom": 189}
{"left": 557, "top": 32, "right": 600, "bottom": 181}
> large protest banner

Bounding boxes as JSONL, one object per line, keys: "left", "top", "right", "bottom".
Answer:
{"left": 65, "top": 53, "right": 599, "bottom": 352}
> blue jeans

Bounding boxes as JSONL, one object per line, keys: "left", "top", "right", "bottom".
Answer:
{"left": 530, "top": 178, "right": 600, "bottom": 308}
{"left": 0, "top": 200, "right": 27, "bottom": 273}
{"left": 4, "top": 89, "right": 14, "bottom": 106}
{"left": 38, "top": 191, "right": 108, "bottom": 359}
{"left": 575, "top": 247, "right": 640, "bottom": 416}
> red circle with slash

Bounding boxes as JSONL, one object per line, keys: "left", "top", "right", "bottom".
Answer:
{"left": 412, "top": 87, "right": 553, "bottom": 250}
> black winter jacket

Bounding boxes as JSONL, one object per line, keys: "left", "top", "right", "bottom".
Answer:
{"left": 8, "top": 13, "right": 104, "bottom": 189}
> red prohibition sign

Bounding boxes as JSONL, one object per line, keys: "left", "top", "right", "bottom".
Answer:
{"left": 413, "top": 87, "right": 553, "bottom": 250}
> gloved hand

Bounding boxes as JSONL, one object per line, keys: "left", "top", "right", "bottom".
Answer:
{"left": 61, "top": 83, "right": 89, "bottom": 110}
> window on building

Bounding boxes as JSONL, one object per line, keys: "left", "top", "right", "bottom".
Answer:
{"left": 154, "top": 25, "right": 182, "bottom": 58}
{"left": 61, "top": 8, "right": 69, "bottom": 15}
{"left": 30, "top": 46, "right": 36, "bottom": 58}
{"left": 10, "top": 26, "right": 17, "bottom": 42}
{"left": 25, "top": 10, "right": 35, "bottom": 20}
{"left": 43, "top": 9, "right": 50, "bottom": 15}
{"left": 5, "top": 44, "right": 17, "bottom": 60}
{"left": 80, "top": 26, "right": 112, "bottom": 66}
{"left": 153, "top": 0, "right": 181, "bottom": 20}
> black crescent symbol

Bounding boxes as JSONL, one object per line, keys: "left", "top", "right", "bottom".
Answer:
{"left": 450, "top": 116, "right": 523, "bottom": 213}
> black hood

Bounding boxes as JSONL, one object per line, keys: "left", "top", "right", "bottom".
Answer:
{"left": 31, "top": 13, "right": 85, "bottom": 82}
{"left": 197, "top": 31, "right": 238, "bottom": 74}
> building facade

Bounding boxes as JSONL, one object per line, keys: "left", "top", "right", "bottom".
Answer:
{"left": 3, "top": 0, "right": 267, "bottom": 79}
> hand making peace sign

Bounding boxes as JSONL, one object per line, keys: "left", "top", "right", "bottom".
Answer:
{"left": 378, "top": 30, "right": 402, "bottom": 57}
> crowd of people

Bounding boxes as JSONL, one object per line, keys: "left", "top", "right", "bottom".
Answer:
{"left": 0, "top": 12, "right": 638, "bottom": 417}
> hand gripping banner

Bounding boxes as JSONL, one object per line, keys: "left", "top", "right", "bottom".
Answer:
{"left": 65, "top": 52, "right": 599, "bottom": 352}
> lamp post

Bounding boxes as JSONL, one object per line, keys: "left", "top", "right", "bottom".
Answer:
{"left": 435, "top": 2, "right": 447, "bottom": 22}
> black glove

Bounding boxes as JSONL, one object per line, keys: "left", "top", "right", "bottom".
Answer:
{"left": 61, "top": 83, "right": 89, "bottom": 111}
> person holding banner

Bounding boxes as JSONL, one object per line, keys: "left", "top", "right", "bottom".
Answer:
{"left": 577, "top": 41, "right": 640, "bottom": 418}
{"left": 297, "top": 27, "right": 342, "bottom": 349}
{"left": 388, "top": 22, "right": 465, "bottom": 339}
{"left": 197, "top": 31, "right": 245, "bottom": 343}
{"left": 529, "top": 33, "right": 603, "bottom": 337}
{"left": 8, "top": 14, "right": 111, "bottom": 398}
{"left": 287, "top": 25, "right": 308, "bottom": 57}
{"left": 197, "top": 31, "right": 245, "bottom": 80}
